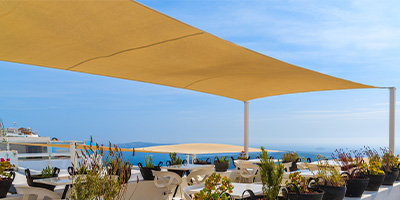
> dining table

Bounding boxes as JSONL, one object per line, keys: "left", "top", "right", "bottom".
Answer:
{"left": 160, "top": 164, "right": 214, "bottom": 171}
{"left": 33, "top": 176, "right": 73, "bottom": 199}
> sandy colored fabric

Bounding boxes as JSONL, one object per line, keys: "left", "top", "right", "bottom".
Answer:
{"left": 137, "top": 143, "right": 280, "bottom": 154}
{"left": 0, "top": 1, "right": 375, "bottom": 101}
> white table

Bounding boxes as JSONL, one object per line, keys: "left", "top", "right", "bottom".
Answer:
{"left": 33, "top": 176, "right": 72, "bottom": 199}
{"left": 241, "top": 159, "right": 279, "bottom": 164}
{"left": 161, "top": 164, "right": 214, "bottom": 171}
{"left": 186, "top": 183, "right": 263, "bottom": 199}
{"left": 310, "top": 160, "right": 341, "bottom": 166}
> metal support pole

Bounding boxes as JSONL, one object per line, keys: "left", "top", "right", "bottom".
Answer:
{"left": 244, "top": 101, "right": 249, "bottom": 157}
{"left": 389, "top": 87, "right": 396, "bottom": 153}
{"left": 186, "top": 154, "right": 190, "bottom": 164}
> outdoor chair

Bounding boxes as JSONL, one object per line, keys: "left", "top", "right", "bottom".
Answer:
{"left": 183, "top": 184, "right": 205, "bottom": 200}
{"left": 15, "top": 185, "right": 61, "bottom": 200}
{"left": 186, "top": 168, "right": 214, "bottom": 186}
{"left": 152, "top": 170, "right": 183, "bottom": 200}
{"left": 25, "top": 168, "right": 60, "bottom": 191}
{"left": 237, "top": 163, "right": 259, "bottom": 183}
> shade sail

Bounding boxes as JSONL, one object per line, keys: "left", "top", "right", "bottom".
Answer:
{"left": 0, "top": 0, "right": 375, "bottom": 101}
{"left": 137, "top": 143, "right": 280, "bottom": 154}
{"left": 9, "top": 142, "right": 277, "bottom": 155}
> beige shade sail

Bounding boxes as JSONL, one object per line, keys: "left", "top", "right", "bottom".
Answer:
{"left": 9, "top": 142, "right": 274, "bottom": 155}
{"left": 0, "top": 0, "right": 375, "bottom": 101}
{"left": 137, "top": 143, "right": 280, "bottom": 154}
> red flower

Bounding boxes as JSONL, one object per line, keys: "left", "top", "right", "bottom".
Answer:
{"left": 0, "top": 158, "right": 5, "bottom": 162}
{"left": 7, "top": 158, "right": 10, "bottom": 161}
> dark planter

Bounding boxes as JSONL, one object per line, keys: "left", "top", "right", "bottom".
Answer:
{"left": 283, "top": 158, "right": 299, "bottom": 172}
{"left": 0, "top": 172, "right": 15, "bottom": 198}
{"left": 365, "top": 174, "right": 385, "bottom": 191}
{"left": 214, "top": 157, "right": 229, "bottom": 172}
{"left": 193, "top": 158, "right": 211, "bottom": 165}
{"left": 25, "top": 168, "right": 60, "bottom": 191}
{"left": 382, "top": 168, "right": 399, "bottom": 185}
{"left": 166, "top": 160, "right": 188, "bottom": 177}
{"left": 108, "top": 166, "right": 132, "bottom": 183}
{"left": 308, "top": 177, "right": 345, "bottom": 200}
{"left": 285, "top": 184, "right": 324, "bottom": 200}
{"left": 341, "top": 172, "right": 369, "bottom": 198}
{"left": 138, "top": 162, "right": 162, "bottom": 180}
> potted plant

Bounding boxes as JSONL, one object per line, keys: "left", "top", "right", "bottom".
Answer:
{"left": 281, "top": 151, "right": 299, "bottom": 172}
{"left": 138, "top": 156, "right": 163, "bottom": 180}
{"left": 306, "top": 154, "right": 346, "bottom": 200}
{"left": 193, "top": 158, "right": 211, "bottom": 165}
{"left": 380, "top": 148, "right": 399, "bottom": 185}
{"left": 193, "top": 172, "right": 233, "bottom": 200}
{"left": 285, "top": 172, "right": 324, "bottom": 200}
{"left": 69, "top": 138, "right": 132, "bottom": 200}
{"left": 107, "top": 147, "right": 132, "bottom": 184}
{"left": 68, "top": 165, "right": 91, "bottom": 175}
{"left": 25, "top": 166, "right": 60, "bottom": 191}
{"left": 362, "top": 147, "right": 385, "bottom": 191}
{"left": 0, "top": 158, "right": 15, "bottom": 198}
{"left": 332, "top": 148, "right": 369, "bottom": 197}
{"left": 214, "top": 156, "right": 230, "bottom": 172}
{"left": 258, "top": 146, "right": 284, "bottom": 200}
{"left": 166, "top": 152, "right": 186, "bottom": 177}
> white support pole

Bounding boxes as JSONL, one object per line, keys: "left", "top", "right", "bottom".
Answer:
{"left": 192, "top": 154, "right": 197, "bottom": 164}
{"left": 389, "top": 87, "right": 396, "bottom": 153}
{"left": 186, "top": 154, "right": 190, "bottom": 164}
{"left": 70, "top": 141, "right": 77, "bottom": 168}
{"left": 244, "top": 101, "right": 249, "bottom": 157}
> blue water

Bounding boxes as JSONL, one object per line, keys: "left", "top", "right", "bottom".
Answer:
{"left": 122, "top": 150, "right": 333, "bottom": 169}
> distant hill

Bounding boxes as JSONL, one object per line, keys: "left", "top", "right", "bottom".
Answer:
{"left": 116, "top": 141, "right": 168, "bottom": 148}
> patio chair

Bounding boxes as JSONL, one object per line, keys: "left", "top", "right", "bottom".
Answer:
{"left": 15, "top": 185, "right": 61, "bottom": 200}
{"left": 183, "top": 184, "right": 204, "bottom": 200}
{"left": 152, "top": 170, "right": 183, "bottom": 200}
{"left": 237, "top": 163, "right": 259, "bottom": 183}
{"left": 186, "top": 168, "right": 214, "bottom": 186}
{"left": 25, "top": 168, "right": 60, "bottom": 191}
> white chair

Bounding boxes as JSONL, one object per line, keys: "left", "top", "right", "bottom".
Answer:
{"left": 186, "top": 168, "right": 214, "bottom": 186}
{"left": 15, "top": 186, "right": 61, "bottom": 200}
{"left": 152, "top": 170, "right": 183, "bottom": 200}
{"left": 237, "top": 163, "right": 259, "bottom": 183}
{"left": 183, "top": 184, "right": 204, "bottom": 200}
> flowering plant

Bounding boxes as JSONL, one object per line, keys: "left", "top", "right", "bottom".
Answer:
{"left": 332, "top": 148, "right": 365, "bottom": 178}
{"left": 0, "top": 158, "right": 14, "bottom": 180}
{"left": 237, "top": 151, "right": 249, "bottom": 160}
{"left": 381, "top": 148, "right": 399, "bottom": 172}
{"left": 281, "top": 151, "right": 299, "bottom": 163}
{"left": 193, "top": 173, "right": 233, "bottom": 200}
{"left": 306, "top": 154, "right": 345, "bottom": 187}
{"left": 362, "top": 147, "right": 384, "bottom": 175}
{"left": 286, "top": 172, "right": 310, "bottom": 193}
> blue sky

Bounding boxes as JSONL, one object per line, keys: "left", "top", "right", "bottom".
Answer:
{"left": 1, "top": 0, "right": 399, "bottom": 153}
